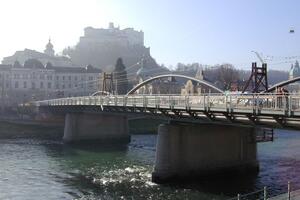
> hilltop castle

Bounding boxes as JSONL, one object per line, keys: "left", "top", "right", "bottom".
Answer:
{"left": 63, "top": 22, "right": 158, "bottom": 71}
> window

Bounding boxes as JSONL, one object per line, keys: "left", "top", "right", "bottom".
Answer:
{"left": 89, "top": 76, "right": 93, "bottom": 80}
{"left": 75, "top": 76, "right": 78, "bottom": 81}
{"left": 68, "top": 84, "right": 71, "bottom": 88}
{"left": 56, "top": 76, "right": 59, "bottom": 80}
{"left": 62, "top": 76, "right": 65, "bottom": 80}
{"left": 62, "top": 85, "right": 65, "bottom": 89}
{"left": 40, "top": 82, "right": 44, "bottom": 89}
{"left": 23, "top": 82, "right": 27, "bottom": 88}
{"left": 15, "top": 81, "right": 19, "bottom": 88}
{"left": 68, "top": 76, "right": 71, "bottom": 81}
{"left": 56, "top": 84, "right": 59, "bottom": 89}
{"left": 47, "top": 75, "right": 52, "bottom": 80}
{"left": 32, "top": 82, "right": 35, "bottom": 89}
{"left": 47, "top": 82, "right": 51, "bottom": 89}
{"left": 40, "top": 74, "right": 45, "bottom": 80}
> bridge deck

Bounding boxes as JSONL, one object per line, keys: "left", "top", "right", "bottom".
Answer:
{"left": 30, "top": 93, "right": 300, "bottom": 129}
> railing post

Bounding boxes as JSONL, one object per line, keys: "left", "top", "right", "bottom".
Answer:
{"left": 185, "top": 95, "right": 189, "bottom": 109}
{"left": 252, "top": 94, "right": 255, "bottom": 113}
{"left": 256, "top": 94, "right": 259, "bottom": 114}
{"left": 123, "top": 96, "right": 127, "bottom": 106}
{"left": 203, "top": 94, "right": 206, "bottom": 110}
{"left": 229, "top": 94, "right": 232, "bottom": 112}
{"left": 288, "top": 181, "right": 291, "bottom": 200}
{"left": 274, "top": 93, "right": 277, "bottom": 109}
{"left": 225, "top": 95, "right": 228, "bottom": 110}
{"left": 237, "top": 193, "right": 240, "bottom": 200}
{"left": 207, "top": 92, "right": 210, "bottom": 111}
{"left": 143, "top": 96, "right": 146, "bottom": 107}
{"left": 288, "top": 95, "right": 292, "bottom": 116}
{"left": 263, "top": 186, "right": 267, "bottom": 200}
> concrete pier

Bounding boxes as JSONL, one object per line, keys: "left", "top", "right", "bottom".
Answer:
{"left": 152, "top": 122, "right": 258, "bottom": 183}
{"left": 63, "top": 113, "right": 130, "bottom": 143}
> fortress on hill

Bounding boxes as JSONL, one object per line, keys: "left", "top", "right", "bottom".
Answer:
{"left": 63, "top": 22, "right": 159, "bottom": 71}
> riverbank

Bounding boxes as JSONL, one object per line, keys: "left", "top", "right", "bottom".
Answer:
{"left": 0, "top": 117, "right": 163, "bottom": 140}
{"left": 0, "top": 120, "right": 63, "bottom": 140}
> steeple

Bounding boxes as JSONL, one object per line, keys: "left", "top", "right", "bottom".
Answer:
{"left": 195, "top": 67, "right": 204, "bottom": 80}
{"left": 289, "top": 60, "right": 300, "bottom": 79}
{"left": 44, "top": 38, "right": 55, "bottom": 57}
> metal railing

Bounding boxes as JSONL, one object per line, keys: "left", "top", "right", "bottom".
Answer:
{"left": 32, "top": 93, "right": 300, "bottom": 116}
{"left": 228, "top": 182, "right": 300, "bottom": 200}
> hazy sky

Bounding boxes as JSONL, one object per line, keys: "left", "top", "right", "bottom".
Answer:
{"left": 0, "top": 0, "right": 299, "bottom": 70}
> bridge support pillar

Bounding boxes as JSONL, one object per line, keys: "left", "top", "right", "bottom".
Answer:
{"left": 63, "top": 113, "right": 130, "bottom": 143}
{"left": 152, "top": 122, "right": 258, "bottom": 183}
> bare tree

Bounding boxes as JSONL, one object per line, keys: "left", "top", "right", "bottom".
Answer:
{"left": 216, "top": 64, "right": 239, "bottom": 90}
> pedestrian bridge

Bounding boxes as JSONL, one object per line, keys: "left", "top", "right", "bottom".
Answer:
{"left": 23, "top": 73, "right": 300, "bottom": 183}
{"left": 27, "top": 92, "right": 300, "bottom": 183}
{"left": 34, "top": 93, "right": 300, "bottom": 129}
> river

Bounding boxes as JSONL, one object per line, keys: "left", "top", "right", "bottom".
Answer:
{"left": 0, "top": 128, "right": 299, "bottom": 199}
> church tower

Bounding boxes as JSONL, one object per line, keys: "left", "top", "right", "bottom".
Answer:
{"left": 44, "top": 38, "right": 55, "bottom": 57}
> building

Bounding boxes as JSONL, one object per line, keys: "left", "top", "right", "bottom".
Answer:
{"left": 2, "top": 39, "right": 74, "bottom": 67}
{"left": 181, "top": 67, "right": 206, "bottom": 95}
{"left": 0, "top": 59, "right": 102, "bottom": 107}
{"left": 288, "top": 60, "right": 300, "bottom": 93}
{"left": 289, "top": 60, "right": 300, "bottom": 80}
{"left": 62, "top": 22, "right": 159, "bottom": 71}
{"left": 81, "top": 22, "right": 144, "bottom": 47}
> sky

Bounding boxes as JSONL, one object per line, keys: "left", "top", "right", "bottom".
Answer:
{"left": 0, "top": 0, "right": 299, "bottom": 71}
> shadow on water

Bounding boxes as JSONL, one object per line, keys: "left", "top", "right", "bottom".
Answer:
{"left": 62, "top": 143, "right": 129, "bottom": 153}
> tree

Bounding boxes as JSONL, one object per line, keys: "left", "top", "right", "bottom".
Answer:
{"left": 216, "top": 64, "right": 239, "bottom": 90}
{"left": 203, "top": 64, "right": 240, "bottom": 90}
{"left": 114, "top": 58, "right": 128, "bottom": 94}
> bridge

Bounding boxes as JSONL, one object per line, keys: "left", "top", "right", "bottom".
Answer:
{"left": 36, "top": 93, "right": 300, "bottom": 129}
{"left": 28, "top": 73, "right": 300, "bottom": 183}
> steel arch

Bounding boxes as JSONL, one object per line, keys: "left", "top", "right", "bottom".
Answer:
{"left": 264, "top": 77, "right": 300, "bottom": 93}
{"left": 91, "top": 91, "right": 111, "bottom": 96}
{"left": 126, "top": 74, "right": 224, "bottom": 95}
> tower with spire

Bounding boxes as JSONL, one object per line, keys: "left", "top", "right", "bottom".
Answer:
{"left": 44, "top": 38, "right": 55, "bottom": 57}
{"left": 289, "top": 60, "right": 300, "bottom": 80}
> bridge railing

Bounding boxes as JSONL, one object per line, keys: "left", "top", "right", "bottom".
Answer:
{"left": 34, "top": 93, "right": 300, "bottom": 116}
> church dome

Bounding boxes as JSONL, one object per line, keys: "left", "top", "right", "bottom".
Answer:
{"left": 46, "top": 39, "right": 53, "bottom": 49}
{"left": 44, "top": 39, "right": 55, "bottom": 56}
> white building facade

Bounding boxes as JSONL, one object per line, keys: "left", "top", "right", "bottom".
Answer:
{"left": 0, "top": 60, "right": 102, "bottom": 107}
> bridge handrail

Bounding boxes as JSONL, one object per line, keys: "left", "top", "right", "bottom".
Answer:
{"left": 33, "top": 93, "right": 300, "bottom": 117}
